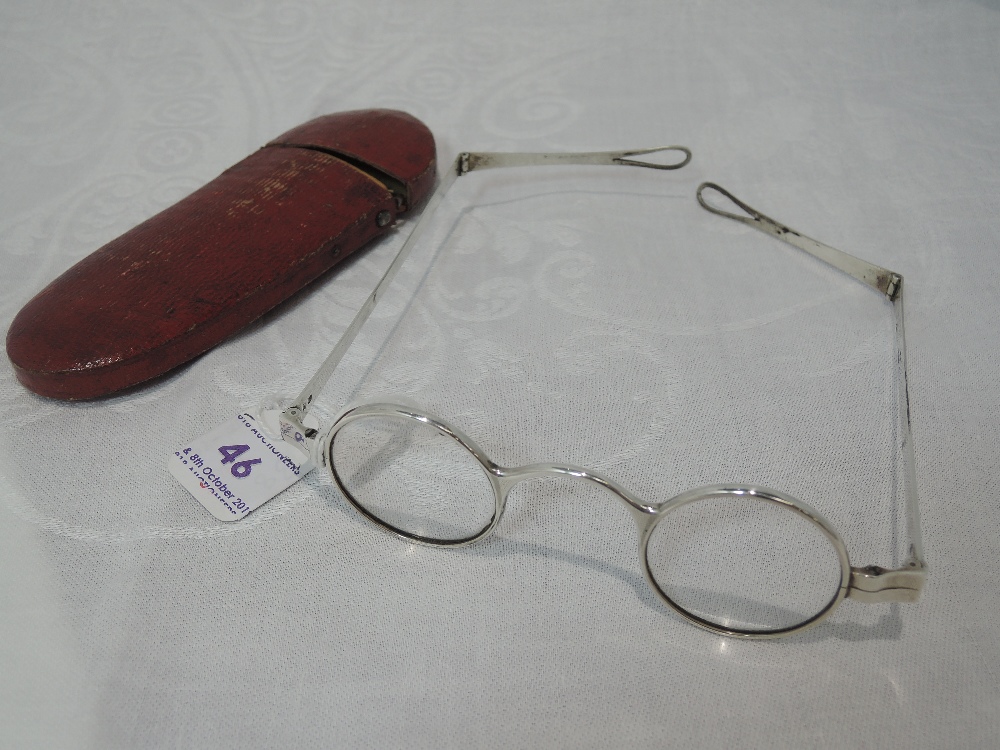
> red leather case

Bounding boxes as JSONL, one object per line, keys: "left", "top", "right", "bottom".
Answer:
{"left": 6, "top": 109, "right": 436, "bottom": 400}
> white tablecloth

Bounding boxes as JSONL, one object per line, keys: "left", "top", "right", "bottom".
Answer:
{"left": 2, "top": 1, "right": 998, "bottom": 747}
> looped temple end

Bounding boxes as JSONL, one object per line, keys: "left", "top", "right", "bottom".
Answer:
{"left": 696, "top": 182, "right": 765, "bottom": 223}
{"left": 615, "top": 146, "right": 692, "bottom": 171}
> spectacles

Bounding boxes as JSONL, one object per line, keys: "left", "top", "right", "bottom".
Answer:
{"left": 280, "top": 148, "right": 926, "bottom": 639}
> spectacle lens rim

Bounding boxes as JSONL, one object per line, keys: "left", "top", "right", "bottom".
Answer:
{"left": 640, "top": 485, "right": 852, "bottom": 639}
{"left": 325, "top": 404, "right": 504, "bottom": 547}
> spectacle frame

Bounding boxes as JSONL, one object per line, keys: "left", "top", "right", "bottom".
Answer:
{"left": 279, "top": 148, "right": 926, "bottom": 639}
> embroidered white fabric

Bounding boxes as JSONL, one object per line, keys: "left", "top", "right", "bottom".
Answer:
{"left": 1, "top": 1, "right": 997, "bottom": 747}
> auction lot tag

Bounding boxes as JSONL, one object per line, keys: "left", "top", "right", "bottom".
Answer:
{"left": 169, "top": 413, "right": 314, "bottom": 521}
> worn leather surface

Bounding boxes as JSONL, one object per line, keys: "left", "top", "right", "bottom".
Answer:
{"left": 5, "top": 110, "right": 435, "bottom": 399}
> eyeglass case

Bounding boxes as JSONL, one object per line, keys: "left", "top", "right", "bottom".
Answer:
{"left": 5, "top": 109, "right": 437, "bottom": 400}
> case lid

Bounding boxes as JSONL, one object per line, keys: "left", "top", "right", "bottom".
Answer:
{"left": 268, "top": 109, "right": 437, "bottom": 211}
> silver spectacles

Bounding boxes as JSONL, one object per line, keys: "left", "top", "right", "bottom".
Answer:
{"left": 280, "top": 149, "right": 926, "bottom": 639}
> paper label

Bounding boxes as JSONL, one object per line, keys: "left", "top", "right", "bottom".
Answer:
{"left": 169, "top": 413, "right": 314, "bottom": 521}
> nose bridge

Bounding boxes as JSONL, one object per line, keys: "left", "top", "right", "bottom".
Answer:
{"left": 495, "top": 462, "right": 655, "bottom": 521}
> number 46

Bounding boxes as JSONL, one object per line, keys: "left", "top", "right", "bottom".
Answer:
{"left": 218, "top": 445, "right": 261, "bottom": 478}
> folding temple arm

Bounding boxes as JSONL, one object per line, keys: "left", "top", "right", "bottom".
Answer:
{"left": 280, "top": 147, "right": 690, "bottom": 426}
{"left": 696, "top": 183, "right": 926, "bottom": 604}
{"left": 458, "top": 147, "right": 691, "bottom": 174}
{"left": 697, "top": 183, "right": 900, "bottom": 299}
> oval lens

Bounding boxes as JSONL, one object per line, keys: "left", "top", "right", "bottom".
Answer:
{"left": 645, "top": 492, "right": 845, "bottom": 634}
{"left": 330, "top": 414, "right": 496, "bottom": 542}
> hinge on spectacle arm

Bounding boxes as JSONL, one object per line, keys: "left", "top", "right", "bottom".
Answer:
{"left": 884, "top": 272, "right": 902, "bottom": 302}
{"left": 847, "top": 562, "right": 926, "bottom": 603}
